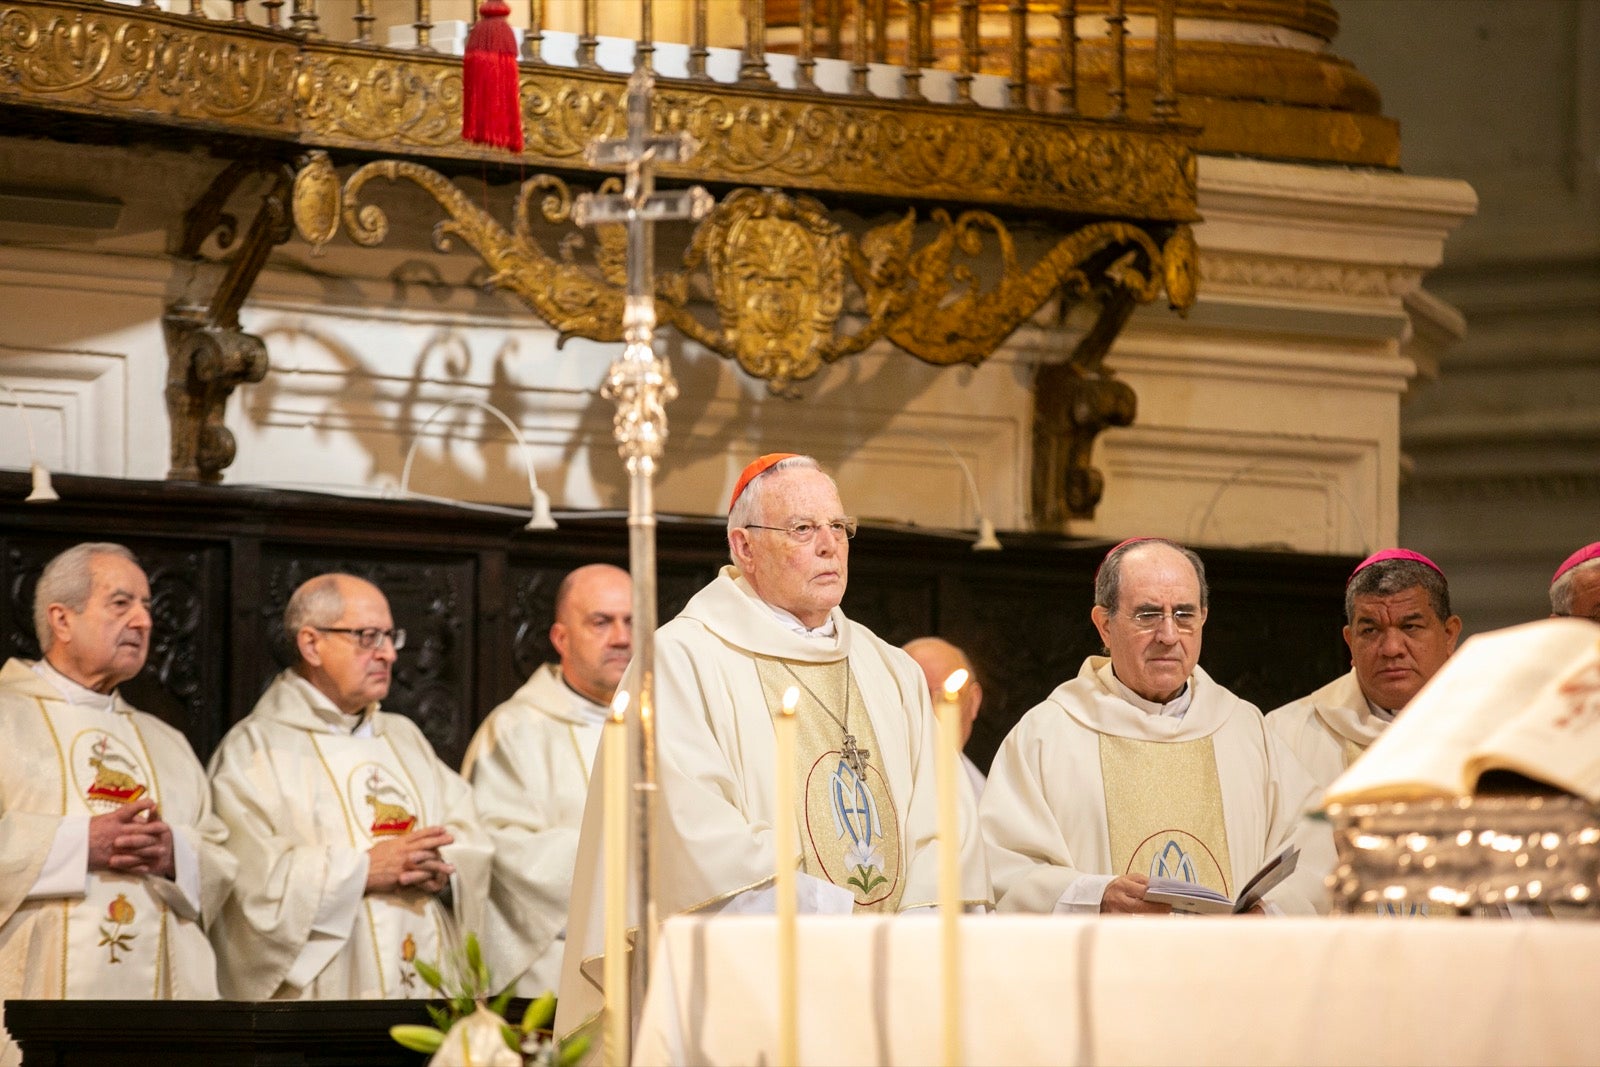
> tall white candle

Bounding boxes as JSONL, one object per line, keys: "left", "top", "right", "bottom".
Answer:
{"left": 776, "top": 684, "right": 800, "bottom": 1067}
{"left": 937, "top": 669, "right": 969, "bottom": 1067}
{"left": 603, "top": 690, "right": 630, "bottom": 1067}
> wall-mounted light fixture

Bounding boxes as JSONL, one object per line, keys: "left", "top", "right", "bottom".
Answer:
{"left": 0, "top": 380, "right": 59, "bottom": 503}
{"left": 399, "top": 397, "right": 555, "bottom": 530}
{"left": 917, "top": 434, "right": 1001, "bottom": 551}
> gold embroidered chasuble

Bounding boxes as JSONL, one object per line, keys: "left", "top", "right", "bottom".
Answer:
{"left": 1100, "top": 734, "right": 1234, "bottom": 895}
{"left": 207, "top": 671, "right": 491, "bottom": 1000}
{"left": 556, "top": 567, "right": 989, "bottom": 1040}
{"left": 753, "top": 658, "right": 904, "bottom": 911}
{"left": 0, "top": 659, "right": 231, "bottom": 1066}
{"left": 981, "top": 656, "right": 1324, "bottom": 915}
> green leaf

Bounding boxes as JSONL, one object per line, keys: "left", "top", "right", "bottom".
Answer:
{"left": 500, "top": 1022, "right": 520, "bottom": 1053}
{"left": 465, "top": 933, "right": 489, "bottom": 991}
{"left": 522, "top": 991, "right": 557, "bottom": 1033}
{"left": 426, "top": 1004, "right": 452, "bottom": 1031}
{"left": 489, "top": 987, "right": 515, "bottom": 1020}
{"left": 414, "top": 958, "right": 444, "bottom": 991}
{"left": 556, "top": 1033, "right": 592, "bottom": 1067}
{"left": 389, "top": 1024, "right": 445, "bottom": 1054}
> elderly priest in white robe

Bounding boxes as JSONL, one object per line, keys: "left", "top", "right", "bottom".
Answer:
{"left": 557, "top": 454, "right": 990, "bottom": 1037}
{"left": 0, "top": 543, "right": 233, "bottom": 1067}
{"left": 462, "top": 562, "right": 632, "bottom": 996}
{"left": 981, "top": 537, "right": 1322, "bottom": 915}
{"left": 207, "top": 573, "right": 491, "bottom": 1000}
{"left": 1268, "top": 549, "right": 1461, "bottom": 790}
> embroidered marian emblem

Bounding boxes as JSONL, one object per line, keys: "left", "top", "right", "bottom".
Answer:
{"left": 1150, "top": 839, "right": 1200, "bottom": 884}
{"left": 829, "top": 757, "right": 886, "bottom": 897}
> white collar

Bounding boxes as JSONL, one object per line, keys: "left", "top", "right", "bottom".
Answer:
{"left": 288, "top": 670, "right": 376, "bottom": 736}
{"left": 32, "top": 658, "right": 120, "bottom": 713}
{"left": 753, "top": 591, "right": 839, "bottom": 639}
{"left": 1365, "top": 695, "right": 1397, "bottom": 722}
{"left": 1108, "top": 669, "right": 1193, "bottom": 720}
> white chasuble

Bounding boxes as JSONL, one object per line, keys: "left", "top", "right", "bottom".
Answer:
{"left": 309, "top": 731, "right": 449, "bottom": 998}
{"left": 754, "top": 658, "right": 904, "bottom": 911}
{"left": 0, "top": 659, "right": 230, "bottom": 1067}
{"left": 1267, "top": 670, "right": 1388, "bottom": 793}
{"left": 981, "top": 657, "right": 1325, "bottom": 915}
{"left": 556, "top": 567, "right": 989, "bottom": 1040}
{"left": 461, "top": 662, "right": 607, "bottom": 997}
{"left": 207, "top": 671, "right": 492, "bottom": 1001}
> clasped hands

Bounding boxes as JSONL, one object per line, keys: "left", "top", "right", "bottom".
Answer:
{"left": 365, "top": 826, "right": 455, "bottom": 895}
{"left": 87, "top": 798, "right": 175, "bottom": 880}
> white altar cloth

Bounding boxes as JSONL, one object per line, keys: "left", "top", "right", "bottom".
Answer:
{"left": 634, "top": 914, "right": 1599, "bottom": 1066}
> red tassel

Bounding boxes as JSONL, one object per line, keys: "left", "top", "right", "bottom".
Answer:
{"left": 462, "top": 0, "right": 523, "bottom": 152}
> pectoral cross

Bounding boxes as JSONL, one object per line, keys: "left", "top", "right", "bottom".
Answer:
{"left": 842, "top": 733, "right": 870, "bottom": 779}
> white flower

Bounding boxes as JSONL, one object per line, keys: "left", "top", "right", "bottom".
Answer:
{"left": 846, "top": 838, "right": 883, "bottom": 873}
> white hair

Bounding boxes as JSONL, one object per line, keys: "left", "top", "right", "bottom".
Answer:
{"left": 725, "top": 455, "right": 834, "bottom": 564}
{"left": 1551, "top": 557, "right": 1600, "bottom": 615}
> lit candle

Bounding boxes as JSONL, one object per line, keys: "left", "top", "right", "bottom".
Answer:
{"left": 604, "top": 690, "right": 630, "bottom": 1067}
{"left": 937, "top": 668, "right": 969, "bottom": 1067}
{"left": 775, "top": 684, "right": 800, "bottom": 1067}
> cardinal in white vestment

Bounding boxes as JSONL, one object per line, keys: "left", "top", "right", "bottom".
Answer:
{"left": 462, "top": 563, "right": 632, "bottom": 996}
{"left": 556, "top": 455, "right": 991, "bottom": 1039}
{"left": 0, "top": 544, "right": 234, "bottom": 1067}
{"left": 1268, "top": 549, "right": 1461, "bottom": 790}
{"left": 207, "top": 573, "right": 491, "bottom": 1000}
{"left": 982, "top": 538, "right": 1325, "bottom": 915}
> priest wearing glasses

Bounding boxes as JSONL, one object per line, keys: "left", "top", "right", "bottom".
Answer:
{"left": 981, "top": 537, "right": 1323, "bottom": 915}
{"left": 207, "top": 573, "right": 490, "bottom": 999}
{"left": 558, "top": 454, "right": 990, "bottom": 1036}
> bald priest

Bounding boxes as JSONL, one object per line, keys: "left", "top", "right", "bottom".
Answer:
{"left": 557, "top": 454, "right": 990, "bottom": 1038}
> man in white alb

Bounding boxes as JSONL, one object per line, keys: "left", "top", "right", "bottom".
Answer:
{"left": 557, "top": 454, "right": 990, "bottom": 1037}
{"left": 0, "top": 543, "right": 233, "bottom": 1066}
{"left": 982, "top": 537, "right": 1322, "bottom": 915}
{"left": 207, "top": 572, "right": 491, "bottom": 999}
{"left": 462, "top": 563, "right": 631, "bottom": 995}
{"left": 1268, "top": 549, "right": 1461, "bottom": 790}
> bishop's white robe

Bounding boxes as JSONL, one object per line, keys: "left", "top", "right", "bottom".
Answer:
{"left": 1267, "top": 670, "right": 1386, "bottom": 793}
{"left": 981, "top": 658, "right": 1324, "bottom": 915}
{"left": 461, "top": 662, "right": 604, "bottom": 997}
{"left": 206, "top": 671, "right": 491, "bottom": 1000}
{"left": 556, "top": 568, "right": 990, "bottom": 1038}
{"left": 0, "top": 659, "right": 233, "bottom": 1067}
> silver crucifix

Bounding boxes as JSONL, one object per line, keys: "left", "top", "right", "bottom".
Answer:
{"left": 572, "top": 67, "right": 713, "bottom": 1053}
{"left": 843, "top": 733, "right": 871, "bottom": 779}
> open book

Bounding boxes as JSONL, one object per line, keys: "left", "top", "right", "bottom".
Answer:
{"left": 1142, "top": 844, "right": 1300, "bottom": 914}
{"left": 1323, "top": 618, "right": 1600, "bottom": 806}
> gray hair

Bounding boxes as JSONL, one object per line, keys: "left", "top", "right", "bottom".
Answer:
{"left": 1550, "top": 557, "right": 1600, "bottom": 615}
{"left": 725, "top": 455, "right": 834, "bottom": 563}
{"left": 1094, "top": 538, "right": 1209, "bottom": 613}
{"left": 34, "top": 542, "right": 140, "bottom": 651}
{"left": 1345, "top": 558, "right": 1451, "bottom": 624}
{"left": 283, "top": 573, "right": 350, "bottom": 642}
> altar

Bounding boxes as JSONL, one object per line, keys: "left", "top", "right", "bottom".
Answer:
{"left": 633, "top": 914, "right": 1599, "bottom": 1066}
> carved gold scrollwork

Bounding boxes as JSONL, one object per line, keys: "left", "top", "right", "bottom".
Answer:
{"left": 291, "top": 152, "right": 1194, "bottom": 516}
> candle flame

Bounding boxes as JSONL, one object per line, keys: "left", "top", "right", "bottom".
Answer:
{"left": 781, "top": 685, "right": 800, "bottom": 717}
{"left": 942, "top": 669, "right": 969, "bottom": 699}
{"left": 610, "top": 689, "right": 630, "bottom": 724}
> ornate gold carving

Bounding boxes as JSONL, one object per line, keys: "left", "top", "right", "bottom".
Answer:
{"left": 0, "top": 2, "right": 297, "bottom": 130}
{"left": 1, "top": 4, "right": 1196, "bottom": 223}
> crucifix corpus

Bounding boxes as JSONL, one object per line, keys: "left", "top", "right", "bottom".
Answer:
{"left": 573, "top": 66, "right": 713, "bottom": 1059}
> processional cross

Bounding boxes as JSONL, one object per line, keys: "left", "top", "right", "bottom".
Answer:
{"left": 573, "top": 67, "right": 712, "bottom": 1061}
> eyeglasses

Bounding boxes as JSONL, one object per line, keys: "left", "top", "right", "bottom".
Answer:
{"left": 1121, "top": 609, "right": 1202, "bottom": 634}
{"left": 315, "top": 627, "right": 406, "bottom": 651}
{"left": 743, "top": 518, "right": 859, "bottom": 544}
